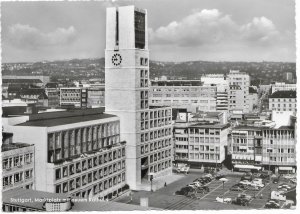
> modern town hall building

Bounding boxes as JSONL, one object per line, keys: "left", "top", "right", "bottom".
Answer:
{"left": 105, "top": 6, "right": 173, "bottom": 190}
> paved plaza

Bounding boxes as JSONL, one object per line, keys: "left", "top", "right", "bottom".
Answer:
{"left": 115, "top": 170, "right": 295, "bottom": 210}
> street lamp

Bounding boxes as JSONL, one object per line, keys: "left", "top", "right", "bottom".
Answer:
{"left": 219, "top": 178, "right": 228, "bottom": 203}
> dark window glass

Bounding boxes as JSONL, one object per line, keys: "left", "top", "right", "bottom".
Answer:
{"left": 135, "top": 11, "right": 145, "bottom": 49}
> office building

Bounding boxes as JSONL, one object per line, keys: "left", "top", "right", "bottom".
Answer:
{"left": 105, "top": 6, "right": 173, "bottom": 190}
{"left": 9, "top": 108, "right": 127, "bottom": 200}
{"left": 269, "top": 90, "right": 296, "bottom": 113}
{"left": 149, "top": 80, "right": 217, "bottom": 112}
{"left": 230, "top": 125, "right": 296, "bottom": 173}
{"left": 174, "top": 121, "right": 230, "bottom": 168}
{"left": 60, "top": 88, "right": 88, "bottom": 108}
{"left": 2, "top": 133, "right": 35, "bottom": 192}
{"left": 228, "top": 70, "right": 250, "bottom": 113}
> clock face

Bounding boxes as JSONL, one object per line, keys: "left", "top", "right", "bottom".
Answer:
{"left": 111, "top": 53, "right": 122, "bottom": 66}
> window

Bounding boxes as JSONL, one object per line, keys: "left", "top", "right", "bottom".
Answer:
{"left": 56, "top": 168, "right": 61, "bottom": 180}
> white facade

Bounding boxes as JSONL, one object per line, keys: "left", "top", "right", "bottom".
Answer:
{"left": 149, "top": 83, "right": 217, "bottom": 113}
{"left": 271, "top": 82, "right": 296, "bottom": 94}
{"left": 105, "top": 6, "right": 173, "bottom": 190}
{"left": 174, "top": 122, "right": 230, "bottom": 167}
{"left": 228, "top": 70, "right": 250, "bottom": 113}
{"left": 10, "top": 113, "right": 127, "bottom": 200}
{"left": 201, "top": 74, "right": 229, "bottom": 92}
{"left": 2, "top": 144, "right": 35, "bottom": 192}
{"left": 269, "top": 97, "right": 296, "bottom": 113}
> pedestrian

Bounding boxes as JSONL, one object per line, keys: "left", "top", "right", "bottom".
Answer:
{"left": 164, "top": 182, "right": 167, "bottom": 187}
{"left": 260, "top": 193, "right": 263, "bottom": 199}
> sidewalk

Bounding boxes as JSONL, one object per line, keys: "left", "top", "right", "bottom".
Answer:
{"left": 138, "top": 173, "right": 185, "bottom": 191}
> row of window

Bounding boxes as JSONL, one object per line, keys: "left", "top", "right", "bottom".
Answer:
{"left": 188, "top": 153, "right": 220, "bottom": 160}
{"left": 151, "top": 87, "right": 215, "bottom": 93}
{"left": 2, "top": 153, "right": 33, "bottom": 170}
{"left": 189, "top": 128, "right": 221, "bottom": 135}
{"left": 270, "top": 98, "right": 296, "bottom": 102}
{"left": 141, "top": 109, "right": 171, "bottom": 120}
{"left": 271, "top": 108, "right": 296, "bottom": 112}
{"left": 141, "top": 128, "right": 172, "bottom": 142}
{"left": 140, "top": 118, "right": 172, "bottom": 130}
{"left": 48, "top": 136, "right": 120, "bottom": 163}
{"left": 189, "top": 145, "right": 220, "bottom": 152}
{"left": 140, "top": 138, "right": 172, "bottom": 155}
{"left": 55, "top": 172, "right": 125, "bottom": 194}
{"left": 3, "top": 169, "right": 33, "bottom": 187}
{"left": 48, "top": 122, "right": 120, "bottom": 149}
{"left": 148, "top": 149, "right": 172, "bottom": 163}
{"left": 188, "top": 137, "right": 220, "bottom": 144}
{"left": 54, "top": 149, "right": 125, "bottom": 180}
{"left": 149, "top": 159, "right": 172, "bottom": 173}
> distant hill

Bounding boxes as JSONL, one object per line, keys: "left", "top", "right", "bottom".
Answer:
{"left": 2, "top": 58, "right": 296, "bottom": 86}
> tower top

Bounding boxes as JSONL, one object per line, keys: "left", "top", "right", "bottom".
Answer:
{"left": 106, "top": 5, "right": 148, "bottom": 50}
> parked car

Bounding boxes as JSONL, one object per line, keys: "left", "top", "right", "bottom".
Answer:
{"left": 252, "top": 173, "right": 261, "bottom": 178}
{"left": 216, "top": 196, "right": 232, "bottom": 204}
{"left": 239, "top": 180, "right": 252, "bottom": 186}
{"left": 247, "top": 185, "right": 260, "bottom": 191}
{"left": 175, "top": 186, "right": 195, "bottom": 196}
{"left": 237, "top": 193, "right": 252, "bottom": 201}
{"left": 232, "top": 198, "right": 249, "bottom": 206}
{"left": 230, "top": 186, "right": 243, "bottom": 191}
{"left": 273, "top": 178, "right": 279, "bottom": 184}
{"left": 265, "top": 200, "right": 280, "bottom": 208}
{"left": 197, "top": 186, "right": 210, "bottom": 193}
{"left": 215, "top": 174, "right": 226, "bottom": 180}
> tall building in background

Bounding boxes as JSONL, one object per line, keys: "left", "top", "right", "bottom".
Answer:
{"left": 228, "top": 70, "right": 250, "bottom": 113}
{"left": 105, "top": 6, "right": 173, "bottom": 190}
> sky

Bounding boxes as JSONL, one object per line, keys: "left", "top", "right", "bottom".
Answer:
{"left": 1, "top": 0, "right": 296, "bottom": 63}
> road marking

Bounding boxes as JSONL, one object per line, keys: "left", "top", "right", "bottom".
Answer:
{"left": 200, "top": 183, "right": 223, "bottom": 200}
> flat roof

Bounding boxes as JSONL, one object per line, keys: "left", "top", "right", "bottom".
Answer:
{"left": 16, "top": 113, "right": 116, "bottom": 127}
{"left": 269, "top": 90, "right": 296, "bottom": 98}
{"left": 2, "top": 143, "right": 33, "bottom": 152}
{"left": 189, "top": 123, "right": 230, "bottom": 129}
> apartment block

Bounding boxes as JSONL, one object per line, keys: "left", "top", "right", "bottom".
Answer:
{"left": 9, "top": 108, "right": 127, "bottom": 200}
{"left": 2, "top": 133, "right": 34, "bottom": 192}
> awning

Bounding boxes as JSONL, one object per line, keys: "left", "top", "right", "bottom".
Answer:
{"left": 278, "top": 166, "right": 293, "bottom": 170}
{"left": 234, "top": 164, "right": 261, "bottom": 170}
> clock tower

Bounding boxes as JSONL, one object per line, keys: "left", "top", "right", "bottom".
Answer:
{"left": 105, "top": 6, "right": 173, "bottom": 190}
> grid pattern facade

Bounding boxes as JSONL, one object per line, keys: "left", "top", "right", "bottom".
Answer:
{"left": 174, "top": 124, "right": 229, "bottom": 166}
{"left": 149, "top": 85, "right": 217, "bottom": 111}
{"left": 230, "top": 127, "right": 296, "bottom": 170}
{"left": 269, "top": 97, "right": 297, "bottom": 112}
{"left": 2, "top": 145, "right": 34, "bottom": 191}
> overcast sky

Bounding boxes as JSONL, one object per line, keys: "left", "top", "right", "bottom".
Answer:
{"left": 1, "top": 0, "right": 296, "bottom": 63}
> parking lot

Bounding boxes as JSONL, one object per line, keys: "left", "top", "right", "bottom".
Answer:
{"left": 116, "top": 170, "right": 296, "bottom": 210}
{"left": 197, "top": 175, "right": 274, "bottom": 208}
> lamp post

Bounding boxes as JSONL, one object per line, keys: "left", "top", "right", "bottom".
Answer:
{"left": 220, "top": 178, "right": 228, "bottom": 203}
